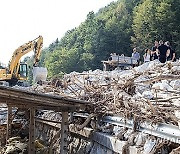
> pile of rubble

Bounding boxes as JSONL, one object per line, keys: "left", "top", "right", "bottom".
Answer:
{"left": 0, "top": 136, "right": 49, "bottom": 154}
{"left": 1, "top": 59, "right": 179, "bottom": 153}
{"left": 29, "top": 60, "right": 180, "bottom": 126}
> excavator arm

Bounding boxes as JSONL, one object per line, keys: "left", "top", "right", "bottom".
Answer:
{"left": 9, "top": 36, "right": 43, "bottom": 77}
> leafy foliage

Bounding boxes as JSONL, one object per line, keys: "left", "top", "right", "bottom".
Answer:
{"left": 132, "top": 0, "right": 180, "bottom": 54}
{"left": 26, "top": 0, "right": 180, "bottom": 79}
{"left": 44, "top": 0, "right": 140, "bottom": 77}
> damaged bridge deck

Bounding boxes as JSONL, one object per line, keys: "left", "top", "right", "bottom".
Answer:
{"left": 0, "top": 86, "right": 92, "bottom": 154}
{"left": 0, "top": 86, "right": 90, "bottom": 111}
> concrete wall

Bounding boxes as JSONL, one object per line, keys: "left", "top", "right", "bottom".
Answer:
{"left": 36, "top": 122, "right": 178, "bottom": 154}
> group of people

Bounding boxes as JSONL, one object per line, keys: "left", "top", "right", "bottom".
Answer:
{"left": 132, "top": 40, "right": 176, "bottom": 65}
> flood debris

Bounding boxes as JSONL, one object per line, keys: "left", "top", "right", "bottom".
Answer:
{"left": 25, "top": 60, "right": 180, "bottom": 125}
{"left": 3, "top": 137, "right": 27, "bottom": 154}
{"left": 0, "top": 60, "right": 180, "bottom": 153}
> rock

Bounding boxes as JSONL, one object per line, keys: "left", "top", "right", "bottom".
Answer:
{"left": 142, "top": 91, "right": 153, "bottom": 99}
{"left": 170, "top": 80, "right": 180, "bottom": 90}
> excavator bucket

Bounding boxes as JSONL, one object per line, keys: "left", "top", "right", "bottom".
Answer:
{"left": 32, "top": 67, "right": 48, "bottom": 83}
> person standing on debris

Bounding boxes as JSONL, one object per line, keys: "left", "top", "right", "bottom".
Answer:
{"left": 151, "top": 41, "right": 159, "bottom": 60}
{"left": 132, "top": 48, "right": 140, "bottom": 66}
{"left": 157, "top": 40, "right": 169, "bottom": 63}
{"left": 143, "top": 49, "right": 151, "bottom": 63}
{"left": 165, "top": 41, "right": 176, "bottom": 62}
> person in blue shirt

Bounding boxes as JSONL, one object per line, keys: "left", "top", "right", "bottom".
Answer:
{"left": 132, "top": 48, "right": 140, "bottom": 66}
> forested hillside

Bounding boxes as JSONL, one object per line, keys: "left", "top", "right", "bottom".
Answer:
{"left": 29, "top": 0, "right": 180, "bottom": 80}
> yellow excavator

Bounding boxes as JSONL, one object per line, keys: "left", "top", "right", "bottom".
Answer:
{"left": 0, "top": 36, "right": 47, "bottom": 86}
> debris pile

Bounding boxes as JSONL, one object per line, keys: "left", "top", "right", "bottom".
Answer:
{"left": 1, "top": 137, "right": 28, "bottom": 154}
{"left": 29, "top": 60, "right": 180, "bottom": 125}
{"left": 1, "top": 60, "right": 179, "bottom": 154}
{"left": 0, "top": 136, "right": 48, "bottom": 154}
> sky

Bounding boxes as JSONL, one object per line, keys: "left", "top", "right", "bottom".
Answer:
{"left": 0, "top": 0, "right": 116, "bottom": 65}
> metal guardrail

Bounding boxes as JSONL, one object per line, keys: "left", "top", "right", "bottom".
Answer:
{"left": 0, "top": 109, "right": 16, "bottom": 124}
{"left": 103, "top": 116, "right": 180, "bottom": 144}
{"left": 1, "top": 110, "right": 180, "bottom": 144}
{"left": 73, "top": 113, "right": 180, "bottom": 144}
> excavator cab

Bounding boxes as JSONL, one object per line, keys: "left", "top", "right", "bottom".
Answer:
{"left": 14, "top": 63, "right": 29, "bottom": 87}
{"left": 19, "top": 63, "right": 28, "bottom": 79}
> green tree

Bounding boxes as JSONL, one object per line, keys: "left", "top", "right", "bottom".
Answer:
{"left": 132, "top": 0, "right": 180, "bottom": 56}
{"left": 41, "top": 0, "right": 180, "bottom": 79}
{"left": 43, "top": 0, "right": 141, "bottom": 76}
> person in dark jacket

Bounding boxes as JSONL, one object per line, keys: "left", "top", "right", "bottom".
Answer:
{"left": 157, "top": 40, "right": 169, "bottom": 63}
{"left": 151, "top": 41, "right": 159, "bottom": 60}
{"left": 165, "top": 41, "right": 176, "bottom": 62}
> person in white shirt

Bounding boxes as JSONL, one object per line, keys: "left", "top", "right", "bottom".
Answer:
{"left": 143, "top": 49, "right": 151, "bottom": 63}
